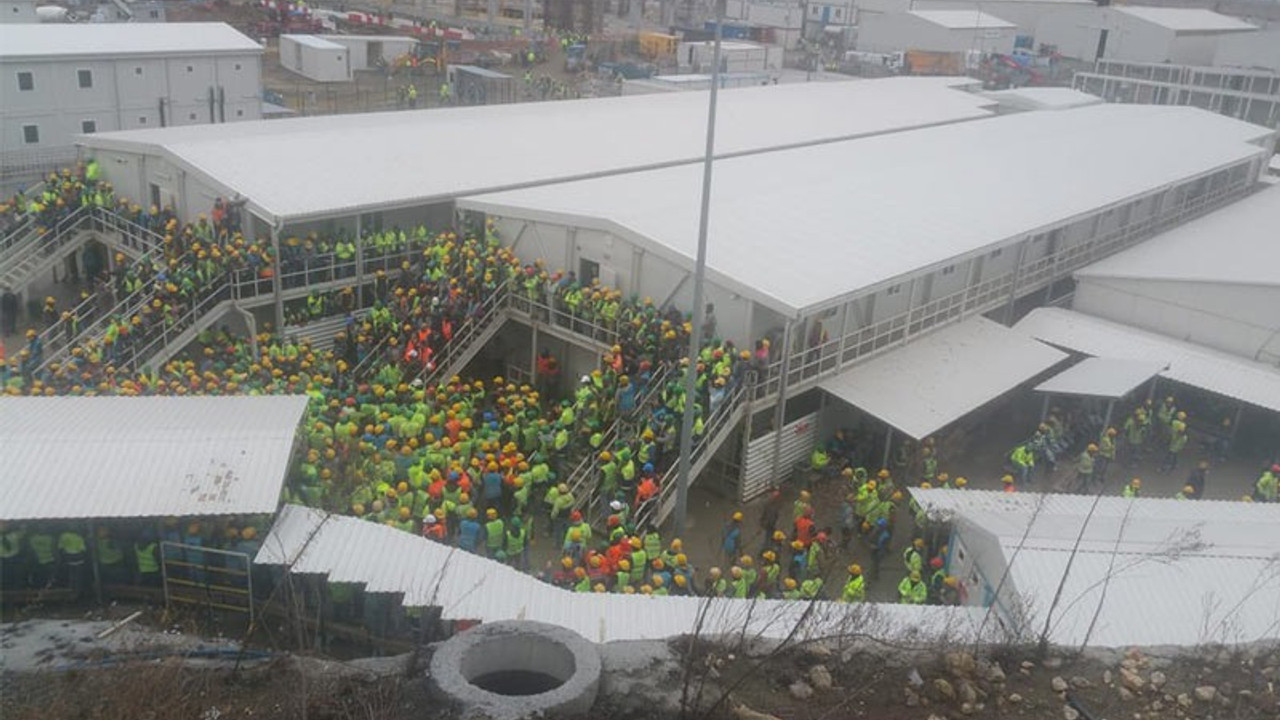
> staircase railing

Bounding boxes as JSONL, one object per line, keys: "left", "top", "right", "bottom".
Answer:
{"left": 634, "top": 375, "right": 752, "bottom": 529}
{"left": 413, "top": 280, "right": 513, "bottom": 389}
{"left": 506, "top": 288, "right": 620, "bottom": 348}
{"left": 119, "top": 278, "right": 234, "bottom": 371}
{"left": 566, "top": 361, "right": 674, "bottom": 512}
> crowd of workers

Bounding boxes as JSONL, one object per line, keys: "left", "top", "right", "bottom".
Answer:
{"left": 4, "top": 162, "right": 1275, "bottom": 613}
{"left": 1000, "top": 396, "right": 1279, "bottom": 504}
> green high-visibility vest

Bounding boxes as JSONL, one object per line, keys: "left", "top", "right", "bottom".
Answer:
{"left": 58, "top": 531, "right": 87, "bottom": 555}
{"left": 485, "top": 519, "right": 505, "bottom": 549}
{"left": 97, "top": 538, "right": 124, "bottom": 566}
{"left": 135, "top": 542, "right": 159, "bottom": 574}
{"left": 29, "top": 533, "right": 56, "bottom": 565}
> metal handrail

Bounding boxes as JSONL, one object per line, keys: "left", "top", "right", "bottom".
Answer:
{"left": 0, "top": 204, "right": 94, "bottom": 281}
{"left": 506, "top": 290, "right": 621, "bottom": 347}
{"left": 635, "top": 375, "right": 751, "bottom": 529}
{"left": 0, "top": 216, "right": 38, "bottom": 258}
{"left": 566, "top": 361, "right": 674, "bottom": 511}
{"left": 122, "top": 278, "right": 233, "bottom": 371}
{"left": 35, "top": 281, "right": 155, "bottom": 373}
{"left": 413, "top": 280, "right": 513, "bottom": 388}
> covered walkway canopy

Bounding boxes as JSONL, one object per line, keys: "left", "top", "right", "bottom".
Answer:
{"left": 1014, "top": 308, "right": 1280, "bottom": 414}
{"left": 819, "top": 316, "right": 1068, "bottom": 441}
{"left": 0, "top": 395, "right": 310, "bottom": 521}
{"left": 1034, "top": 357, "right": 1167, "bottom": 399}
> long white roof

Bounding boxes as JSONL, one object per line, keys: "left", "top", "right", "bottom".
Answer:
{"left": 0, "top": 396, "right": 309, "bottom": 521}
{"left": 910, "top": 10, "right": 1016, "bottom": 30}
{"left": 913, "top": 489, "right": 1280, "bottom": 647}
{"left": 1114, "top": 7, "right": 1258, "bottom": 33}
{"left": 462, "top": 104, "right": 1271, "bottom": 316}
{"left": 1033, "top": 357, "right": 1166, "bottom": 399}
{"left": 0, "top": 23, "right": 262, "bottom": 60}
{"left": 820, "top": 317, "right": 1067, "bottom": 440}
{"left": 77, "top": 77, "right": 995, "bottom": 224}
{"left": 1014, "top": 307, "right": 1280, "bottom": 414}
{"left": 1074, "top": 184, "right": 1280, "bottom": 288}
{"left": 257, "top": 505, "right": 997, "bottom": 644}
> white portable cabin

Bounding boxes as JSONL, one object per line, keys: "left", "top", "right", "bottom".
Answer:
{"left": 324, "top": 34, "right": 418, "bottom": 72}
{"left": 856, "top": 10, "right": 1018, "bottom": 55}
{"left": 279, "top": 34, "right": 351, "bottom": 82}
{"left": 677, "top": 40, "right": 784, "bottom": 73}
{"left": 1035, "top": 6, "right": 1258, "bottom": 65}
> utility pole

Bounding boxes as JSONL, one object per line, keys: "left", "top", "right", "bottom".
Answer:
{"left": 674, "top": 0, "right": 724, "bottom": 536}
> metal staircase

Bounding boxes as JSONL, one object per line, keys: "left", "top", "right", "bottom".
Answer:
{"left": 635, "top": 377, "right": 753, "bottom": 529}
{"left": 127, "top": 280, "right": 238, "bottom": 372}
{"left": 0, "top": 207, "right": 162, "bottom": 298}
{"left": 565, "top": 362, "right": 674, "bottom": 513}
{"left": 413, "top": 282, "right": 511, "bottom": 389}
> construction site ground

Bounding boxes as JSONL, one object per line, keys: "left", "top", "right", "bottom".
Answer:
{"left": 2, "top": 611, "right": 1278, "bottom": 720}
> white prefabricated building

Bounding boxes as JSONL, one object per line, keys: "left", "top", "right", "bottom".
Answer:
{"left": 854, "top": 0, "right": 1093, "bottom": 43}
{"left": 1069, "top": 183, "right": 1280, "bottom": 365}
{"left": 677, "top": 40, "right": 784, "bottom": 73}
{"left": 913, "top": 489, "right": 1280, "bottom": 648}
{"left": 279, "top": 34, "right": 352, "bottom": 82}
{"left": 458, "top": 104, "right": 1272, "bottom": 499}
{"left": 324, "top": 35, "right": 418, "bottom": 72}
{"left": 0, "top": 22, "right": 262, "bottom": 178}
{"left": 1214, "top": 30, "right": 1280, "bottom": 75}
{"left": 1035, "top": 6, "right": 1259, "bottom": 65}
{"left": 856, "top": 10, "right": 1018, "bottom": 55}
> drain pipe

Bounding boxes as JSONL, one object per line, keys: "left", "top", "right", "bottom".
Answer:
{"left": 270, "top": 219, "right": 285, "bottom": 332}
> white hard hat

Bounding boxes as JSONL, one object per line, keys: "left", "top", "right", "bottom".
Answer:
{"left": 424, "top": 514, "right": 438, "bottom": 524}
{"left": 610, "top": 500, "right": 624, "bottom": 511}
{"left": 581, "top": 375, "right": 591, "bottom": 384}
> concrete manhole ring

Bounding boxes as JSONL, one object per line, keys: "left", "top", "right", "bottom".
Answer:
{"left": 429, "top": 620, "right": 601, "bottom": 719}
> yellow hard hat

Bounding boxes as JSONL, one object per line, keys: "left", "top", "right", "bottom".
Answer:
{"left": 848, "top": 564, "right": 862, "bottom": 575}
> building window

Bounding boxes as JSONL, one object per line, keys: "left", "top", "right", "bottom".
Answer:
{"left": 236, "top": 109, "right": 244, "bottom": 117}
{"left": 17, "top": 71, "right": 34, "bottom": 91}
{"left": 941, "top": 264, "right": 956, "bottom": 276}
{"left": 77, "top": 69, "right": 93, "bottom": 88}
{"left": 148, "top": 9, "right": 159, "bottom": 18}
{"left": 989, "top": 248, "right": 1003, "bottom": 258}
{"left": 138, "top": 116, "right": 147, "bottom": 124}
{"left": 886, "top": 284, "right": 902, "bottom": 296}
{"left": 234, "top": 63, "right": 242, "bottom": 71}
{"left": 186, "top": 65, "right": 194, "bottom": 73}
{"left": 135, "top": 66, "right": 143, "bottom": 75}
{"left": 188, "top": 113, "right": 197, "bottom": 120}
{"left": 81, "top": 120, "right": 97, "bottom": 134}
{"left": 22, "top": 125, "right": 39, "bottom": 144}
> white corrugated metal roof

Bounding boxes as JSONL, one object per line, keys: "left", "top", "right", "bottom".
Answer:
{"left": 1034, "top": 357, "right": 1166, "bottom": 399}
{"left": 0, "top": 23, "right": 262, "bottom": 59}
{"left": 912, "top": 489, "right": 1280, "bottom": 557}
{"left": 258, "top": 505, "right": 996, "bottom": 644}
{"left": 461, "top": 104, "right": 1271, "bottom": 316}
{"left": 283, "top": 34, "right": 346, "bottom": 51}
{"left": 1014, "top": 308, "right": 1280, "bottom": 413}
{"left": 78, "top": 77, "right": 994, "bottom": 224}
{"left": 1114, "top": 7, "right": 1258, "bottom": 33}
{"left": 819, "top": 317, "right": 1067, "bottom": 440}
{"left": 1074, "top": 184, "right": 1280, "bottom": 288}
{"left": 984, "top": 87, "right": 1104, "bottom": 111}
{"left": 1009, "top": 548, "right": 1280, "bottom": 647}
{"left": 0, "top": 396, "right": 309, "bottom": 521}
{"left": 909, "top": 10, "right": 1016, "bottom": 29}
{"left": 913, "top": 489, "right": 1280, "bottom": 647}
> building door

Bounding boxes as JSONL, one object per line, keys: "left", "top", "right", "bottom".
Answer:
{"left": 368, "top": 41, "right": 382, "bottom": 68}
{"left": 579, "top": 258, "right": 600, "bottom": 286}
{"left": 150, "top": 183, "right": 162, "bottom": 209}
